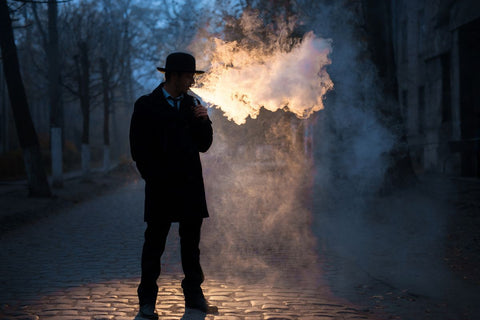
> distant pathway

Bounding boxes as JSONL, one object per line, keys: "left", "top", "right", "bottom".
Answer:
{"left": 0, "top": 181, "right": 375, "bottom": 320}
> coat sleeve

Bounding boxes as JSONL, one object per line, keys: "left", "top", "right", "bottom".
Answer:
{"left": 191, "top": 117, "right": 213, "bottom": 153}
{"left": 129, "top": 96, "right": 164, "bottom": 180}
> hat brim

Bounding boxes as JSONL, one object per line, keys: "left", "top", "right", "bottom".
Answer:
{"left": 157, "top": 67, "right": 205, "bottom": 74}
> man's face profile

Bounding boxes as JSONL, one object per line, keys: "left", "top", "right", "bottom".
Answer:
{"left": 172, "top": 72, "right": 195, "bottom": 94}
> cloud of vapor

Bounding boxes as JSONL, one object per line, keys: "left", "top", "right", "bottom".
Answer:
{"left": 199, "top": 115, "right": 321, "bottom": 286}
{"left": 189, "top": 3, "right": 408, "bottom": 293}
{"left": 186, "top": 10, "right": 331, "bottom": 286}
{"left": 191, "top": 11, "right": 333, "bottom": 125}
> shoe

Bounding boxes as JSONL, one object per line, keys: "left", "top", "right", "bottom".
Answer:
{"left": 185, "top": 304, "right": 219, "bottom": 315}
{"left": 134, "top": 310, "right": 159, "bottom": 320}
{"left": 184, "top": 287, "right": 218, "bottom": 314}
{"left": 181, "top": 307, "right": 207, "bottom": 319}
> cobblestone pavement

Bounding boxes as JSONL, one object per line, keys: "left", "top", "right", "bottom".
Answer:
{"left": 0, "top": 181, "right": 378, "bottom": 320}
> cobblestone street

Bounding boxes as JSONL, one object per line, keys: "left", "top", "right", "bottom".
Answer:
{"left": 0, "top": 180, "right": 376, "bottom": 320}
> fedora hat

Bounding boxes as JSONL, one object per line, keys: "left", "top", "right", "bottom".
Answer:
{"left": 157, "top": 52, "right": 204, "bottom": 74}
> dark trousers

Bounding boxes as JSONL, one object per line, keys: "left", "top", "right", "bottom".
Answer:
{"left": 137, "top": 219, "right": 204, "bottom": 307}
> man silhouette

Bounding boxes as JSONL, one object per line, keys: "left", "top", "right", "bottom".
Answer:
{"left": 129, "top": 52, "right": 216, "bottom": 320}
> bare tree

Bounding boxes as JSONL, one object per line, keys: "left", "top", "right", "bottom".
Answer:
{"left": 32, "top": 0, "right": 63, "bottom": 185}
{"left": 58, "top": 0, "right": 140, "bottom": 174}
{"left": 47, "top": 0, "right": 63, "bottom": 186}
{"left": 18, "top": 0, "right": 64, "bottom": 186}
{"left": 359, "top": 0, "right": 417, "bottom": 189}
{"left": 125, "top": 0, "right": 208, "bottom": 87}
{"left": 0, "top": 0, "right": 51, "bottom": 197}
{"left": 75, "top": 40, "right": 91, "bottom": 176}
{"left": 97, "top": 0, "right": 131, "bottom": 171}
{"left": 100, "top": 57, "right": 110, "bottom": 170}
{"left": 60, "top": 2, "right": 102, "bottom": 177}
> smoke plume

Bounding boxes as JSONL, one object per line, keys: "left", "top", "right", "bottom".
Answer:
{"left": 191, "top": 11, "right": 333, "bottom": 124}
{"left": 188, "top": 10, "right": 327, "bottom": 286}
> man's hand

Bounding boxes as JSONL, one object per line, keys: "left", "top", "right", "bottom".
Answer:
{"left": 193, "top": 103, "right": 209, "bottom": 120}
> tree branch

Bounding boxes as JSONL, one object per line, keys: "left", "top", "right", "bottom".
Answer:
{"left": 31, "top": 2, "right": 47, "bottom": 51}
{"left": 12, "top": 0, "right": 71, "bottom": 4}
{"left": 60, "top": 80, "right": 78, "bottom": 96}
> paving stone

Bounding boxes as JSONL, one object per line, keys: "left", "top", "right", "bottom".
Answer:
{"left": 36, "top": 311, "right": 59, "bottom": 316}
{"left": 250, "top": 299, "right": 270, "bottom": 307}
{"left": 261, "top": 303, "right": 289, "bottom": 310}
{"left": 53, "top": 310, "right": 79, "bottom": 316}
{"left": 46, "top": 317, "right": 92, "bottom": 320}
{"left": 243, "top": 307, "right": 262, "bottom": 312}
{"left": 208, "top": 295, "right": 231, "bottom": 302}
{"left": 233, "top": 296, "right": 258, "bottom": 302}
{"left": 222, "top": 301, "right": 251, "bottom": 308}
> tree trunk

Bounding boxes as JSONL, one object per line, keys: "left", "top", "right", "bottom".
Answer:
{"left": 100, "top": 57, "right": 110, "bottom": 171}
{"left": 48, "top": 0, "right": 63, "bottom": 187}
{"left": 0, "top": 0, "right": 51, "bottom": 197}
{"left": 0, "top": 64, "right": 7, "bottom": 153}
{"left": 78, "top": 41, "right": 90, "bottom": 177}
{"left": 123, "top": 21, "right": 134, "bottom": 104}
{"left": 360, "top": 0, "right": 417, "bottom": 190}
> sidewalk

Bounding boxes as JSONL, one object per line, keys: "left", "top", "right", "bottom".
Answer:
{"left": 0, "top": 163, "right": 138, "bottom": 237}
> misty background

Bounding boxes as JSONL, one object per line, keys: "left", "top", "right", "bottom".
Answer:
{"left": 1, "top": 0, "right": 480, "bottom": 319}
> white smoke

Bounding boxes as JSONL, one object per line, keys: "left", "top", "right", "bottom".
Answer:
{"left": 191, "top": 12, "right": 333, "bottom": 124}
{"left": 187, "top": 10, "right": 326, "bottom": 285}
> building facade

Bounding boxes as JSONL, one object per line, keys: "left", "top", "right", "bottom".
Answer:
{"left": 392, "top": 0, "right": 480, "bottom": 177}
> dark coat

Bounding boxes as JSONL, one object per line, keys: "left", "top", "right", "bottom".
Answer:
{"left": 129, "top": 83, "right": 213, "bottom": 222}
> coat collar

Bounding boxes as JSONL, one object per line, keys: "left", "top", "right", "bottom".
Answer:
{"left": 150, "top": 83, "right": 194, "bottom": 117}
